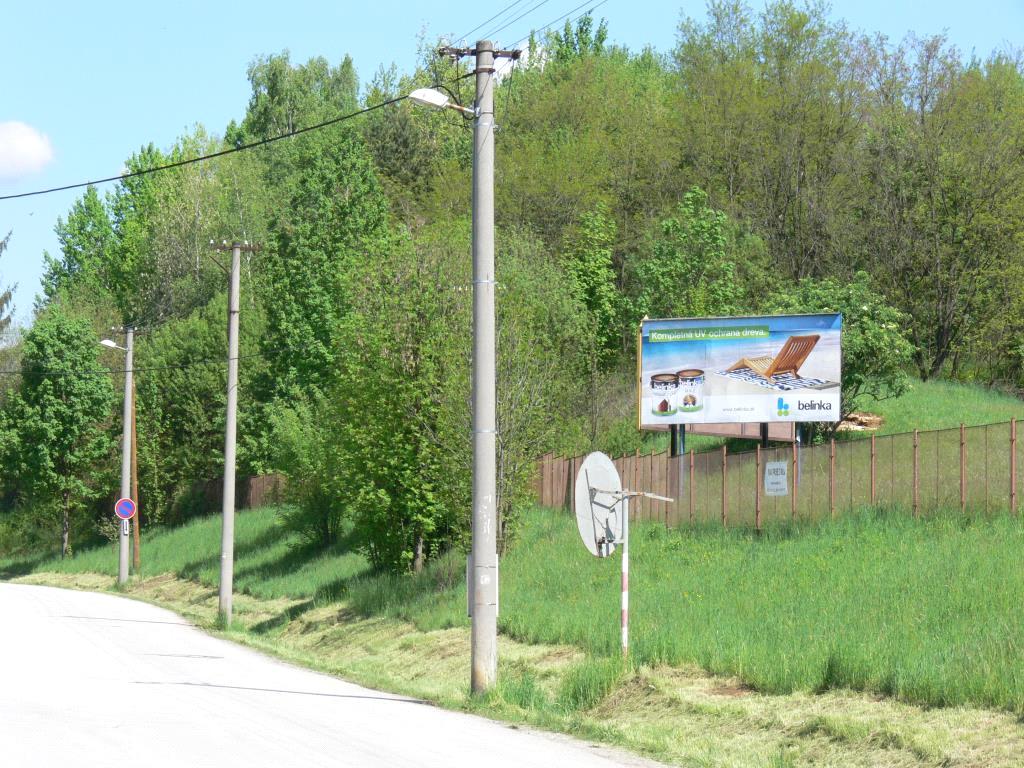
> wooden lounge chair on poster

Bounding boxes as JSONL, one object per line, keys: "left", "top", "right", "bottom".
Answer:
{"left": 726, "top": 334, "right": 820, "bottom": 383}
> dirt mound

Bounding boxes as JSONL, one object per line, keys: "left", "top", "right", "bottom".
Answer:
{"left": 837, "top": 412, "right": 883, "bottom": 432}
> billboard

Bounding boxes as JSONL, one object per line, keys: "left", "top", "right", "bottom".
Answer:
{"left": 638, "top": 313, "right": 841, "bottom": 427}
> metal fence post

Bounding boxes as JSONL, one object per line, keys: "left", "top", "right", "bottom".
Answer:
{"left": 1012, "top": 418, "right": 1018, "bottom": 515}
{"left": 755, "top": 444, "right": 762, "bottom": 532}
{"left": 721, "top": 445, "right": 728, "bottom": 529}
{"left": 791, "top": 441, "right": 798, "bottom": 522}
{"left": 689, "top": 448, "right": 695, "bottom": 525}
{"left": 829, "top": 439, "right": 836, "bottom": 519}
{"left": 630, "top": 448, "right": 638, "bottom": 514}
{"left": 960, "top": 423, "right": 966, "bottom": 515}
{"left": 913, "top": 429, "right": 920, "bottom": 519}
{"left": 870, "top": 434, "right": 877, "bottom": 506}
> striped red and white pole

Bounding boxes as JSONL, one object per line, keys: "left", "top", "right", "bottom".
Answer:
{"left": 621, "top": 495, "right": 629, "bottom": 657}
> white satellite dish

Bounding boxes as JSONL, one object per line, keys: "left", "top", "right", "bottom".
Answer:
{"left": 574, "top": 451, "right": 675, "bottom": 658}
{"left": 575, "top": 452, "right": 623, "bottom": 558}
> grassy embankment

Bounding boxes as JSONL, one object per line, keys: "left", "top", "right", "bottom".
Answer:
{"left": 866, "top": 378, "right": 1024, "bottom": 435}
{"left": 7, "top": 503, "right": 1024, "bottom": 767}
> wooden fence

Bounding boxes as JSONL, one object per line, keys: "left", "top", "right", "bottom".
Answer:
{"left": 193, "top": 473, "right": 287, "bottom": 514}
{"left": 535, "top": 419, "right": 1022, "bottom": 528}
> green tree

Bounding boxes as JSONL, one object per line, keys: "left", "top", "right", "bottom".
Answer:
{"left": 767, "top": 271, "right": 914, "bottom": 430}
{"left": 41, "top": 186, "right": 114, "bottom": 304}
{"left": 258, "top": 123, "right": 390, "bottom": 405}
{"left": 0, "top": 231, "right": 14, "bottom": 334}
{"left": 497, "top": 43, "right": 675, "bottom": 255}
{"left": 131, "top": 294, "right": 266, "bottom": 525}
{"left": 631, "top": 187, "right": 764, "bottom": 321}
{"left": 240, "top": 52, "right": 360, "bottom": 192}
{"left": 856, "top": 41, "right": 1024, "bottom": 379}
{"left": 549, "top": 13, "right": 609, "bottom": 63}
{"left": 1, "top": 309, "right": 115, "bottom": 556}
{"left": 242, "top": 52, "right": 358, "bottom": 140}
{"left": 565, "top": 203, "right": 621, "bottom": 361}
{"left": 674, "top": 1, "right": 867, "bottom": 278}
{"left": 275, "top": 222, "right": 591, "bottom": 569}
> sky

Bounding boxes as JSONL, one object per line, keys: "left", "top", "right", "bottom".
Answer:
{"left": 2, "top": 0, "right": 1023, "bottom": 326}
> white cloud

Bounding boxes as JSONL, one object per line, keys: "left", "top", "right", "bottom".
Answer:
{"left": 0, "top": 121, "right": 55, "bottom": 180}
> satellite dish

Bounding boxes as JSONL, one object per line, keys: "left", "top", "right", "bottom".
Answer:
{"left": 574, "top": 452, "right": 623, "bottom": 557}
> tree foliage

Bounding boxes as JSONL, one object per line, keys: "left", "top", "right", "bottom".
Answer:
{"left": 631, "top": 187, "right": 766, "bottom": 321}
{"left": 767, "top": 272, "right": 914, "bottom": 428}
{"left": 0, "top": 309, "right": 115, "bottom": 555}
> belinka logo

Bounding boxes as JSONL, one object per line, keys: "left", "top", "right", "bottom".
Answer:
{"left": 797, "top": 400, "right": 833, "bottom": 411}
{"left": 777, "top": 397, "right": 790, "bottom": 416}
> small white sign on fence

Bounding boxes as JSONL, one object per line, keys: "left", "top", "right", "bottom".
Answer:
{"left": 765, "top": 461, "right": 788, "bottom": 496}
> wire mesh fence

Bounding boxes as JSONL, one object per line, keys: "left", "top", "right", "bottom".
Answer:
{"left": 535, "top": 419, "right": 1023, "bottom": 528}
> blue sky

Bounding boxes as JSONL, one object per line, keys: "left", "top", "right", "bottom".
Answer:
{"left": 2, "top": 1, "right": 1022, "bottom": 325}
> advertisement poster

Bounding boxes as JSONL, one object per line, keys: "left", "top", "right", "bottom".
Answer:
{"left": 639, "top": 314, "right": 842, "bottom": 427}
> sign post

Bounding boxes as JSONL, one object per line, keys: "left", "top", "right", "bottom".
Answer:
{"left": 114, "top": 497, "right": 137, "bottom": 520}
{"left": 114, "top": 497, "right": 137, "bottom": 565}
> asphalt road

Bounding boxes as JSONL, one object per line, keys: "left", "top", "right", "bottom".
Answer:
{"left": 0, "top": 584, "right": 662, "bottom": 768}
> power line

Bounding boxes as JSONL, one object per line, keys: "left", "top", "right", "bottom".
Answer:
{"left": 486, "top": 0, "right": 553, "bottom": 40}
{"left": 0, "top": 96, "right": 409, "bottom": 202}
{"left": 508, "top": 0, "right": 610, "bottom": 50}
{"left": 0, "top": 350, "right": 271, "bottom": 379}
{"left": 456, "top": 0, "right": 531, "bottom": 43}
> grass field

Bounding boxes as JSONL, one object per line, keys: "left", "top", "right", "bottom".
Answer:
{"left": 862, "top": 379, "right": 1024, "bottom": 435}
{"left": 13, "top": 502, "right": 1024, "bottom": 716}
{"left": 356, "top": 507, "right": 1024, "bottom": 714}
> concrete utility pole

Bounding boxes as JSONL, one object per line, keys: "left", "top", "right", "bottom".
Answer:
{"left": 219, "top": 242, "right": 241, "bottom": 625}
{"left": 470, "top": 39, "right": 498, "bottom": 696}
{"left": 117, "top": 327, "right": 134, "bottom": 586}
{"left": 434, "top": 39, "right": 520, "bottom": 695}
{"left": 214, "top": 240, "right": 257, "bottom": 626}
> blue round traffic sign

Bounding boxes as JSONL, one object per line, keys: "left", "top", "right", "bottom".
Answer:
{"left": 114, "top": 497, "right": 137, "bottom": 520}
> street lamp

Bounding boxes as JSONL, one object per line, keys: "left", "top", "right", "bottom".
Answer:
{"left": 408, "top": 87, "right": 477, "bottom": 116}
{"left": 408, "top": 40, "right": 505, "bottom": 694}
{"left": 100, "top": 329, "right": 133, "bottom": 585}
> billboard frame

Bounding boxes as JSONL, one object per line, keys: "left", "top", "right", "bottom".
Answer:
{"left": 637, "top": 312, "right": 842, "bottom": 431}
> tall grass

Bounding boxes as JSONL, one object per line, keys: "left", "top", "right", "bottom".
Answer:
{"left": 31, "top": 506, "right": 371, "bottom": 602}
{"left": 341, "top": 504, "right": 1024, "bottom": 713}
{"left": 498, "top": 507, "right": 1024, "bottom": 712}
